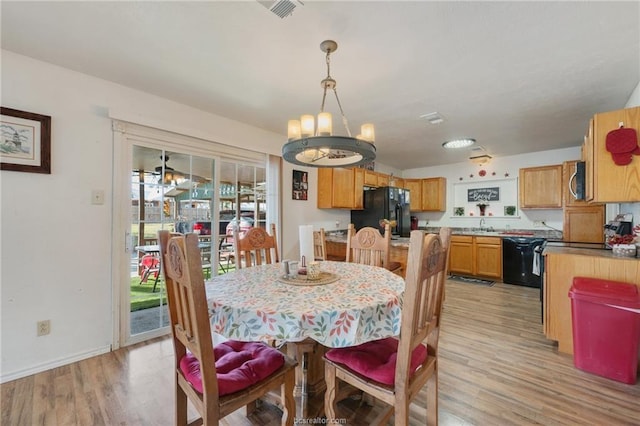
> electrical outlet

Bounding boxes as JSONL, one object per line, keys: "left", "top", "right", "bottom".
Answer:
{"left": 335, "top": 221, "right": 340, "bottom": 228}
{"left": 37, "top": 320, "right": 50, "bottom": 336}
{"left": 533, "top": 220, "right": 544, "bottom": 228}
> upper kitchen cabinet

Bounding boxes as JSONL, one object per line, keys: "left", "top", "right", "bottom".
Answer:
{"left": 404, "top": 177, "right": 446, "bottom": 212}
{"left": 317, "top": 167, "right": 364, "bottom": 209}
{"left": 421, "top": 177, "right": 447, "bottom": 211}
{"left": 586, "top": 106, "right": 640, "bottom": 202}
{"left": 404, "top": 179, "right": 422, "bottom": 211}
{"left": 519, "top": 165, "right": 563, "bottom": 208}
{"left": 363, "top": 170, "right": 390, "bottom": 188}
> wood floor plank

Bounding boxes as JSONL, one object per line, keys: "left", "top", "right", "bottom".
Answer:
{"left": 1, "top": 279, "right": 638, "bottom": 425}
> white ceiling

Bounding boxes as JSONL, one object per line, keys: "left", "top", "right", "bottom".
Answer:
{"left": 1, "top": 1, "right": 638, "bottom": 170}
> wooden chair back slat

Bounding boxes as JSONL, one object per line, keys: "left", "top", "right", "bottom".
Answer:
{"left": 345, "top": 223, "right": 391, "bottom": 268}
{"left": 313, "top": 228, "right": 327, "bottom": 261}
{"left": 233, "top": 223, "right": 279, "bottom": 269}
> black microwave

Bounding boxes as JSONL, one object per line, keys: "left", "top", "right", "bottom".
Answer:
{"left": 569, "top": 161, "right": 586, "bottom": 201}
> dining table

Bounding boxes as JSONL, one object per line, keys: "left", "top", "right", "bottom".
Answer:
{"left": 205, "top": 260, "right": 405, "bottom": 417}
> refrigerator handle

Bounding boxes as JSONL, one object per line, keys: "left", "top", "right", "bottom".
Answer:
{"left": 395, "top": 203, "right": 402, "bottom": 235}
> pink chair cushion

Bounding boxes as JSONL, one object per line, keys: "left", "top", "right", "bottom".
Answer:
{"left": 324, "top": 337, "right": 427, "bottom": 386}
{"left": 179, "top": 340, "right": 285, "bottom": 396}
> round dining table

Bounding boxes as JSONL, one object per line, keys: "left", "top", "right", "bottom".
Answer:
{"left": 205, "top": 261, "right": 405, "bottom": 348}
{"left": 205, "top": 260, "right": 405, "bottom": 417}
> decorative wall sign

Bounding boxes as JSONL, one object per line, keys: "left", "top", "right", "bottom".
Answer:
{"left": 467, "top": 187, "right": 500, "bottom": 202}
{"left": 452, "top": 177, "right": 518, "bottom": 218}
{"left": 292, "top": 170, "right": 308, "bottom": 200}
{"left": 1, "top": 107, "right": 51, "bottom": 174}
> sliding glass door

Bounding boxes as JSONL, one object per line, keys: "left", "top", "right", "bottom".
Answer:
{"left": 129, "top": 146, "right": 216, "bottom": 339}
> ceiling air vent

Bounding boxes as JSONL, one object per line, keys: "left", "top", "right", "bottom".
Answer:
{"left": 470, "top": 145, "right": 486, "bottom": 153}
{"left": 420, "top": 112, "right": 445, "bottom": 125}
{"left": 258, "top": 0, "right": 301, "bottom": 18}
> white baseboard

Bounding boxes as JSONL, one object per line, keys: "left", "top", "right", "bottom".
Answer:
{"left": 0, "top": 344, "right": 111, "bottom": 384}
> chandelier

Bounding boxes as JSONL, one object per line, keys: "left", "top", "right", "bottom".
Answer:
{"left": 282, "top": 40, "right": 376, "bottom": 168}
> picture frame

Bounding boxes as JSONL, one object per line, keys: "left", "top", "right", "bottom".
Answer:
{"left": 292, "top": 170, "right": 308, "bottom": 200}
{"left": 1, "top": 107, "right": 51, "bottom": 174}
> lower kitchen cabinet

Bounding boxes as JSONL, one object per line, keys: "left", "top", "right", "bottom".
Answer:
{"left": 544, "top": 249, "right": 640, "bottom": 354}
{"left": 449, "top": 235, "right": 502, "bottom": 279}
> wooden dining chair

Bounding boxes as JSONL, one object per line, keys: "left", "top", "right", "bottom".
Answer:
{"left": 158, "top": 231, "right": 296, "bottom": 426}
{"left": 233, "top": 223, "right": 279, "bottom": 269}
{"left": 324, "top": 228, "right": 451, "bottom": 426}
{"left": 345, "top": 223, "right": 402, "bottom": 274}
{"left": 313, "top": 228, "right": 327, "bottom": 261}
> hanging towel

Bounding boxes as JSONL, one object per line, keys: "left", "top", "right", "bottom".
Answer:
{"left": 532, "top": 250, "right": 541, "bottom": 276}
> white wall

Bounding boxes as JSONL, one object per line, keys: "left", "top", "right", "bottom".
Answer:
{"left": 402, "top": 147, "right": 582, "bottom": 232}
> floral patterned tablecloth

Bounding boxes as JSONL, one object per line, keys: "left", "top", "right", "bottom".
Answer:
{"left": 205, "top": 261, "right": 405, "bottom": 348}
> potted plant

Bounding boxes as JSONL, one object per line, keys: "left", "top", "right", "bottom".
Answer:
{"left": 476, "top": 202, "right": 489, "bottom": 216}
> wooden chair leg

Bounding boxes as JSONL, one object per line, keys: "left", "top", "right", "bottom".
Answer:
{"left": 426, "top": 369, "right": 438, "bottom": 426}
{"left": 324, "top": 362, "right": 338, "bottom": 421}
{"left": 176, "top": 382, "right": 188, "bottom": 426}
{"left": 281, "top": 368, "right": 296, "bottom": 426}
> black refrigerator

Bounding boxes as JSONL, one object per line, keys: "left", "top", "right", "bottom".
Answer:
{"left": 350, "top": 187, "right": 411, "bottom": 237}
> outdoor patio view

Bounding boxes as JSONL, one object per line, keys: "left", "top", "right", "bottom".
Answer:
{"left": 130, "top": 145, "right": 266, "bottom": 336}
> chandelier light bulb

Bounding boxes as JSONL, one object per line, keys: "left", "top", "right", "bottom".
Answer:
{"left": 287, "top": 119, "right": 301, "bottom": 141}
{"left": 361, "top": 123, "right": 375, "bottom": 143}
{"left": 317, "top": 112, "right": 333, "bottom": 136}
{"left": 300, "top": 115, "right": 315, "bottom": 137}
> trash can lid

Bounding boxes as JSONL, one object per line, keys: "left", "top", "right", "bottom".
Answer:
{"left": 569, "top": 277, "right": 640, "bottom": 308}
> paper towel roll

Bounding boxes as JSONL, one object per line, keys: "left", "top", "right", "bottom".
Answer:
{"left": 299, "top": 225, "right": 315, "bottom": 266}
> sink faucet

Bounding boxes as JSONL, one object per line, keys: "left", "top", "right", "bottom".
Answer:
{"left": 479, "top": 218, "right": 486, "bottom": 231}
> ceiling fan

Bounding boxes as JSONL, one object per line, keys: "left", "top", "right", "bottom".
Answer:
{"left": 154, "top": 155, "right": 185, "bottom": 185}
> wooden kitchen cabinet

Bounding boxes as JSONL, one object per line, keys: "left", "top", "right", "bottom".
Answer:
{"left": 587, "top": 106, "right": 640, "bottom": 202}
{"left": 449, "top": 235, "right": 502, "bottom": 279}
{"left": 363, "top": 170, "right": 390, "bottom": 188}
{"left": 404, "top": 179, "right": 422, "bottom": 211}
{"left": 544, "top": 250, "right": 640, "bottom": 354}
{"left": 519, "top": 165, "right": 563, "bottom": 208}
{"left": 449, "top": 236, "right": 474, "bottom": 275}
{"left": 421, "top": 177, "right": 447, "bottom": 211}
{"left": 389, "top": 176, "right": 405, "bottom": 189}
{"left": 563, "top": 206, "right": 605, "bottom": 243}
{"left": 317, "top": 167, "right": 364, "bottom": 209}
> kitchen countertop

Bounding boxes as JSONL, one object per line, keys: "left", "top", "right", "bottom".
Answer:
{"left": 325, "top": 227, "right": 561, "bottom": 249}
{"left": 543, "top": 245, "right": 640, "bottom": 260}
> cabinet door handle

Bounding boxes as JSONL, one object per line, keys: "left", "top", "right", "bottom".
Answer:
{"left": 568, "top": 166, "right": 578, "bottom": 199}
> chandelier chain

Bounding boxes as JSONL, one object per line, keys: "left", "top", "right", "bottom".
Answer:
{"left": 319, "top": 47, "right": 352, "bottom": 138}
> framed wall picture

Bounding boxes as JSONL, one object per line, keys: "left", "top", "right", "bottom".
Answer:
{"left": 292, "top": 170, "right": 308, "bottom": 200}
{"left": 1, "top": 107, "right": 51, "bottom": 174}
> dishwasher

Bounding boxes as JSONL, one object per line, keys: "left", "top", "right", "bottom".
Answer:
{"left": 502, "top": 237, "right": 546, "bottom": 287}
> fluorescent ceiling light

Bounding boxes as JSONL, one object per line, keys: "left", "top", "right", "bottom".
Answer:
{"left": 442, "top": 138, "right": 476, "bottom": 149}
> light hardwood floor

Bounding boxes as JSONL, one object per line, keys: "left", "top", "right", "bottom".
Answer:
{"left": 2, "top": 279, "right": 639, "bottom": 425}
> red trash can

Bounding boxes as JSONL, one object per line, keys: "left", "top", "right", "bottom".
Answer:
{"left": 569, "top": 277, "right": 640, "bottom": 384}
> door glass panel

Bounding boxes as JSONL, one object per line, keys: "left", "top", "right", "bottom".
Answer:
{"left": 130, "top": 146, "right": 215, "bottom": 337}
{"left": 217, "top": 162, "right": 267, "bottom": 274}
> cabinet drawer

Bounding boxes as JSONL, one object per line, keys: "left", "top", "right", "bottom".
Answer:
{"left": 451, "top": 235, "right": 473, "bottom": 243}
{"left": 475, "top": 236, "right": 501, "bottom": 245}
